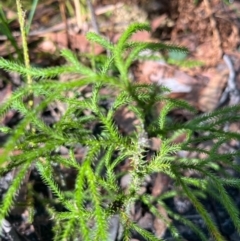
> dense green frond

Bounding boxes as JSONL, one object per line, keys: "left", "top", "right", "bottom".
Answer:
{"left": 125, "top": 44, "right": 150, "bottom": 70}
{"left": 0, "top": 85, "right": 29, "bottom": 118}
{"left": 220, "top": 177, "right": 240, "bottom": 187}
{"left": 53, "top": 211, "right": 78, "bottom": 221}
{"left": 126, "top": 41, "right": 188, "bottom": 53}
{"left": 197, "top": 170, "right": 240, "bottom": 232}
{"left": 99, "top": 55, "right": 115, "bottom": 74}
{"left": 142, "top": 195, "right": 181, "bottom": 240}
{"left": 180, "top": 176, "right": 208, "bottom": 190}
{"left": 1, "top": 13, "right": 240, "bottom": 241}
{"left": 113, "top": 23, "right": 151, "bottom": 84}
{"left": 185, "top": 105, "right": 240, "bottom": 128}
{"left": 95, "top": 145, "right": 113, "bottom": 174}
{"left": 0, "top": 125, "right": 12, "bottom": 134}
{"left": 10, "top": 99, "right": 60, "bottom": 140}
{"left": 61, "top": 49, "right": 96, "bottom": 76}
{"left": 0, "top": 7, "right": 22, "bottom": 58}
{"left": 60, "top": 219, "right": 76, "bottom": 241}
{"left": 86, "top": 32, "right": 114, "bottom": 50}
{"left": 117, "top": 23, "right": 151, "bottom": 51}
{"left": 36, "top": 161, "right": 74, "bottom": 211}
{"left": 52, "top": 155, "right": 79, "bottom": 170}
{"left": 99, "top": 147, "right": 119, "bottom": 189}
{"left": 208, "top": 181, "right": 240, "bottom": 232}
{"left": 147, "top": 155, "right": 172, "bottom": 173}
{"left": 0, "top": 57, "right": 75, "bottom": 78}
{"left": 0, "top": 117, "right": 32, "bottom": 166}
{"left": 166, "top": 129, "right": 188, "bottom": 144}
{"left": 122, "top": 222, "right": 131, "bottom": 241}
{"left": 132, "top": 83, "right": 170, "bottom": 94}
{"left": 163, "top": 203, "right": 209, "bottom": 241}
{"left": 167, "top": 58, "right": 204, "bottom": 68}
{"left": 131, "top": 222, "right": 165, "bottom": 241}
{"left": 85, "top": 166, "right": 108, "bottom": 240}
{"left": 99, "top": 113, "right": 122, "bottom": 141}
{"left": 0, "top": 160, "right": 32, "bottom": 223}
{"left": 161, "top": 96, "right": 196, "bottom": 113}
{"left": 158, "top": 102, "right": 175, "bottom": 130}
{"left": 111, "top": 91, "right": 132, "bottom": 110}
{"left": 176, "top": 177, "right": 226, "bottom": 241}
{"left": 74, "top": 162, "right": 88, "bottom": 210}
{"left": 125, "top": 42, "right": 188, "bottom": 71}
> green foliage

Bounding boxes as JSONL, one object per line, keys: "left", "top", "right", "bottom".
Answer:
{"left": 0, "top": 3, "right": 22, "bottom": 59}
{"left": 0, "top": 21, "right": 240, "bottom": 241}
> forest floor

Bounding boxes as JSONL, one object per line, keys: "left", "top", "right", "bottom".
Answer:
{"left": 1, "top": 0, "right": 240, "bottom": 240}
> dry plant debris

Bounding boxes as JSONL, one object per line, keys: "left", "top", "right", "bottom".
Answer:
{"left": 1, "top": 0, "right": 240, "bottom": 240}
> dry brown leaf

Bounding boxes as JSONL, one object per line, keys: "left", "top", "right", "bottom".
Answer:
{"left": 151, "top": 173, "right": 171, "bottom": 197}
{"left": 114, "top": 106, "right": 140, "bottom": 134}
{"left": 137, "top": 212, "right": 154, "bottom": 230}
{"left": 46, "top": 32, "right": 104, "bottom": 54}
{"left": 149, "top": 137, "right": 161, "bottom": 151}
{"left": 198, "top": 67, "right": 228, "bottom": 111}
{"left": 132, "top": 61, "right": 197, "bottom": 93}
{"left": 130, "top": 31, "right": 152, "bottom": 42}
{"left": 151, "top": 14, "right": 168, "bottom": 32}
{"left": 153, "top": 204, "right": 171, "bottom": 238}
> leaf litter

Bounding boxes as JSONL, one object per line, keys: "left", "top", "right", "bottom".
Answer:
{"left": 0, "top": 0, "right": 240, "bottom": 240}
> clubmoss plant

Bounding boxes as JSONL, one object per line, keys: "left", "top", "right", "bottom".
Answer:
{"left": 0, "top": 2, "right": 240, "bottom": 241}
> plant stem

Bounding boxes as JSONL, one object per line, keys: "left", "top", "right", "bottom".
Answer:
{"left": 16, "top": 0, "right": 33, "bottom": 109}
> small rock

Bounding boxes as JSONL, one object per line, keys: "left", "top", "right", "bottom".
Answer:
{"left": 120, "top": 173, "right": 132, "bottom": 189}
{"left": 137, "top": 212, "right": 154, "bottom": 230}
{"left": 174, "top": 196, "right": 192, "bottom": 214}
